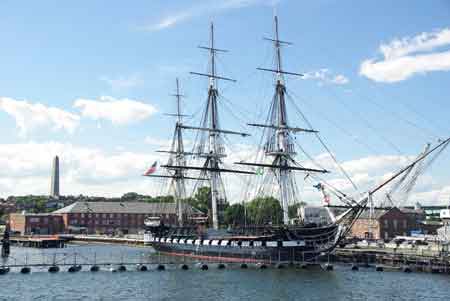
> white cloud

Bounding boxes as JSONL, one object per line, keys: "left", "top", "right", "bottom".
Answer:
{"left": 100, "top": 74, "right": 143, "bottom": 90}
{"left": 360, "top": 28, "right": 450, "bottom": 83}
{"left": 340, "top": 154, "right": 413, "bottom": 175}
{"left": 0, "top": 97, "right": 80, "bottom": 136}
{"left": 144, "top": 137, "right": 173, "bottom": 149}
{"left": 302, "top": 69, "right": 349, "bottom": 85}
{"left": 380, "top": 28, "right": 450, "bottom": 60}
{"left": 140, "top": 0, "right": 279, "bottom": 32}
{"left": 73, "top": 96, "right": 157, "bottom": 125}
{"left": 331, "top": 74, "right": 349, "bottom": 85}
{"left": 0, "top": 142, "right": 160, "bottom": 198}
{"left": 0, "top": 140, "right": 446, "bottom": 206}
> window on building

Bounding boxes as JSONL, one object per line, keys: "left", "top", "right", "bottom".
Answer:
{"left": 102, "top": 213, "right": 107, "bottom": 218}
{"left": 384, "top": 219, "right": 388, "bottom": 227}
{"left": 384, "top": 232, "right": 389, "bottom": 240}
{"left": 81, "top": 213, "right": 85, "bottom": 218}
{"left": 393, "top": 219, "right": 398, "bottom": 230}
{"left": 110, "top": 213, "right": 114, "bottom": 218}
{"left": 403, "top": 220, "right": 407, "bottom": 228}
{"left": 29, "top": 217, "right": 40, "bottom": 223}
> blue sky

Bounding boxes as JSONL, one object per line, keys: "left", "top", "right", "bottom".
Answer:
{"left": 0, "top": 0, "right": 449, "bottom": 204}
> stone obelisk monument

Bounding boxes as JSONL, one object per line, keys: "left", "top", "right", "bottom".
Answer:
{"left": 50, "top": 155, "right": 60, "bottom": 199}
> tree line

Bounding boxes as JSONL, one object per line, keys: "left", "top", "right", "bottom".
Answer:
{"left": 184, "top": 187, "right": 305, "bottom": 227}
{"left": 1, "top": 188, "right": 304, "bottom": 226}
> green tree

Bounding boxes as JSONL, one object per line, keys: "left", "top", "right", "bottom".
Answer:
{"left": 185, "top": 186, "right": 211, "bottom": 214}
{"left": 247, "top": 196, "right": 283, "bottom": 225}
{"left": 224, "top": 203, "right": 246, "bottom": 226}
{"left": 288, "top": 202, "right": 307, "bottom": 219}
{"left": 152, "top": 195, "right": 175, "bottom": 203}
{"left": 121, "top": 192, "right": 140, "bottom": 202}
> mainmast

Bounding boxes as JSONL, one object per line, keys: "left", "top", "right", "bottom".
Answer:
{"left": 202, "top": 22, "right": 223, "bottom": 230}
{"left": 237, "top": 16, "right": 328, "bottom": 225}
{"left": 165, "top": 23, "right": 252, "bottom": 230}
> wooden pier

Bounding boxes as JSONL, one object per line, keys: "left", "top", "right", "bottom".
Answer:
{"left": 9, "top": 235, "right": 67, "bottom": 248}
{"left": 334, "top": 247, "right": 450, "bottom": 274}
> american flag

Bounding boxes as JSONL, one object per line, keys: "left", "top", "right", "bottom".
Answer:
{"left": 323, "top": 194, "right": 331, "bottom": 205}
{"left": 143, "top": 161, "right": 157, "bottom": 176}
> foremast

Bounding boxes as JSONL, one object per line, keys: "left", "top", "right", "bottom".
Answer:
{"left": 237, "top": 16, "right": 328, "bottom": 225}
{"left": 171, "top": 79, "right": 187, "bottom": 226}
{"left": 146, "top": 79, "right": 190, "bottom": 226}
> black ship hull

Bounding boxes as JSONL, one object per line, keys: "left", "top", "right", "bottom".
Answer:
{"left": 144, "top": 224, "right": 341, "bottom": 263}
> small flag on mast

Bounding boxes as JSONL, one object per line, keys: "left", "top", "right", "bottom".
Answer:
{"left": 323, "top": 194, "right": 330, "bottom": 205}
{"left": 256, "top": 167, "right": 264, "bottom": 176}
{"left": 313, "top": 183, "right": 323, "bottom": 191}
{"left": 143, "top": 161, "right": 158, "bottom": 176}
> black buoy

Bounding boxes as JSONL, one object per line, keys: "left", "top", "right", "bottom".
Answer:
{"left": 403, "top": 266, "right": 412, "bottom": 273}
{"left": 156, "top": 264, "right": 165, "bottom": 271}
{"left": 258, "top": 263, "right": 267, "bottom": 270}
{"left": 0, "top": 267, "right": 10, "bottom": 275}
{"left": 240, "top": 263, "right": 248, "bottom": 269}
{"left": 300, "top": 263, "right": 308, "bottom": 269}
{"left": 276, "top": 263, "right": 285, "bottom": 269}
{"left": 48, "top": 266, "right": 60, "bottom": 273}
{"left": 118, "top": 265, "right": 127, "bottom": 272}
{"left": 90, "top": 265, "right": 100, "bottom": 272}
{"left": 20, "top": 267, "right": 31, "bottom": 274}
{"left": 68, "top": 266, "right": 78, "bottom": 273}
{"left": 180, "top": 264, "right": 189, "bottom": 270}
{"left": 217, "top": 263, "right": 226, "bottom": 269}
{"left": 136, "top": 264, "right": 148, "bottom": 272}
{"left": 200, "top": 264, "right": 208, "bottom": 271}
{"left": 68, "top": 265, "right": 81, "bottom": 272}
{"left": 375, "top": 265, "right": 383, "bottom": 272}
{"left": 351, "top": 264, "right": 359, "bottom": 271}
{"left": 323, "top": 263, "right": 333, "bottom": 271}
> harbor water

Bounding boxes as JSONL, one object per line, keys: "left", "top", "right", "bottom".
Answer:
{"left": 1, "top": 244, "right": 450, "bottom": 300}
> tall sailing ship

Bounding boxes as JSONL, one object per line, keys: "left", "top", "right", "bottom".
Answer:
{"left": 143, "top": 17, "right": 450, "bottom": 263}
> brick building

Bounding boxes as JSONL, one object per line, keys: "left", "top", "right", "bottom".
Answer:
{"left": 350, "top": 207, "right": 414, "bottom": 240}
{"left": 53, "top": 201, "right": 203, "bottom": 234}
{"left": 9, "top": 213, "right": 64, "bottom": 235}
{"left": 399, "top": 207, "right": 426, "bottom": 231}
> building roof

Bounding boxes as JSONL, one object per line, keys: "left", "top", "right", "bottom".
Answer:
{"left": 358, "top": 209, "right": 389, "bottom": 219}
{"left": 53, "top": 201, "right": 203, "bottom": 215}
{"left": 329, "top": 206, "right": 413, "bottom": 220}
{"left": 9, "top": 213, "right": 60, "bottom": 217}
{"left": 399, "top": 207, "right": 425, "bottom": 215}
{"left": 329, "top": 207, "right": 389, "bottom": 219}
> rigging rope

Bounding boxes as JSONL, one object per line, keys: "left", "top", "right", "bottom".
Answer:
{"left": 322, "top": 86, "right": 404, "bottom": 155}
{"left": 285, "top": 89, "right": 359, "bottom": 193}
